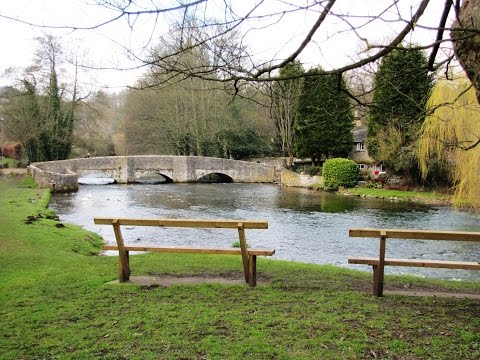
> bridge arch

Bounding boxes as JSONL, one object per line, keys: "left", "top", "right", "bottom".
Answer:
{"left": 78, "top": 173, "right": 116, "bottom": 185}
{"left": 197, "top": 172, "right": 233, "bottom": 183}
{"left": 134, "top": 171, "right": 174, "bottom": 184}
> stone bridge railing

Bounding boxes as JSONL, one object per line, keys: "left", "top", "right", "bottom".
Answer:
{"left": 29, "top": 155, "right": 277, "bottom": 191}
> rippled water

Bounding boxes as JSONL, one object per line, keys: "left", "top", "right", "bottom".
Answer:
{"left": 49, "top": 183, "right": 480, "bottom": 281}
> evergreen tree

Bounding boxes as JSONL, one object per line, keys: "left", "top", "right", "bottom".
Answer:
{"left": 21, "top": 80, "right": 49, "bottom": 163}
{"left": 294, "top": 68, "right": 353, "bottom": 165}
{"left": 367, "top": 46, "right": 433, "bottom": 179}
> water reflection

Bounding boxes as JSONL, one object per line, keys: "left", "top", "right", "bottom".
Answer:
{"left": 49, "top": 183, "right": 480, "bottom": 281}
{"left": 274, "top": 187, "right": 358, "bottom": 213}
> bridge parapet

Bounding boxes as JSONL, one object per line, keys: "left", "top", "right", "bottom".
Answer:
{"left": 30, "top": 156, "right": 277, "bottom": 191}
{"left": 28, "top": 164, "right": 78, "bottom": 192}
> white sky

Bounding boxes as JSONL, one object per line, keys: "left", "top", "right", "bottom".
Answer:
{"left": 0, "top": 0, "right": 454, "bottom": 93}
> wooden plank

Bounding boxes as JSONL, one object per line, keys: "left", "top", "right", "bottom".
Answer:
{"left": 94, "top": 217, "right": 268, "bottom": 229}
{"left": 238, "top": 222, "right": 250, "bottom": 283}
{"left": 349, "top": 256, "right": 480, "bottom": 270}
{"left": 102, "top": 245, "right": 275, "bottom": 256}
{"left": 112, "top": 219, "right": 130, "bottom": 282}
{"left": 349, "top": 228, "right": 480, "bottom": 242}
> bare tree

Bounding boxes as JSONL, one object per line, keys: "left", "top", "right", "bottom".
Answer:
{"left": 2, "top": 1, "right": 479, "bottom": 101}
{"left": 270, "top": 61, "right": 304, "bottom": 167}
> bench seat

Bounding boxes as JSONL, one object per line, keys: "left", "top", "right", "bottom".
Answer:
{"left": 103, "top": 245, "right": 275, "bottom": 256}
{"left": 348, "top": 256, "right": 480, "bottom": 270}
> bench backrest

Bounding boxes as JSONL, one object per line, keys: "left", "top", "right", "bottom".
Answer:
{"left": 349, "top": 228, "right": 480, "bottom": 242}
{"left": 94, "top": 217, "right": 268, "bottom": 229}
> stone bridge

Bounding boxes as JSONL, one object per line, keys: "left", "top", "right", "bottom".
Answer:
{"left": 29, "top": 155, "right": 278, "bottom": 191}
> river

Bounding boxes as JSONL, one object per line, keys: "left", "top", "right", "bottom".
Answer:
{"left": 49, "top": 183, "right": 480, "bottom": 281}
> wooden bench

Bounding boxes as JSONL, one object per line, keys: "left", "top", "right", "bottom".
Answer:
{"left": 94, "top": 217, "right": 275, "bottom": 287}
{"left": 348, "top": 228, "right": 480, "bottom": 296}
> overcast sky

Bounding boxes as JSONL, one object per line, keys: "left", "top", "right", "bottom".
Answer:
{"left": 0, "top": 0, "right": 454, "bottom": 92}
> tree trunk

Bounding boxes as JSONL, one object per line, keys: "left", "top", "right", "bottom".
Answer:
{"left": 451, "top": 0, "right": 480, "bottom": 104}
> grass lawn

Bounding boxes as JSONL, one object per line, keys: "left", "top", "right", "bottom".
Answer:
{"left": 345, "top": 187, "right": 451, "bottom": 205}
{"left": 1, "top": 174, "right": 479, "bottom": 359}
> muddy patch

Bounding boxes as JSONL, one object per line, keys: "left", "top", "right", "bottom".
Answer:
{"left": 107, "top": 274, "right": 272, "bottom": 287}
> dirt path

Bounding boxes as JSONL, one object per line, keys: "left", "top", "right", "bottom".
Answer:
{"left": 107, "top": 275, "right": 272, "bottom": 288}
{"left": 0, "top": 168, "right": 27, "bottom": 175}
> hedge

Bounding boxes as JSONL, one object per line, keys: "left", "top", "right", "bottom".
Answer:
{"left": 322, "top": 158, "right": 359, "bottom": 190}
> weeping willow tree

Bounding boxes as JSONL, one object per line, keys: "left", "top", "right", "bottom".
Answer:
{"left": 417, "top": 76, "right": 480, "bottom": 207}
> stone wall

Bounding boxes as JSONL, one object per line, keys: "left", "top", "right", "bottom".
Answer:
{"left": 281, "top": 168, "right": 323, "bottom": 188}
{"left": 28, "top": 164, "right": 78, "bottom": 192}
{"left": 191, "top": 157, "right": 274, "bottom": 183}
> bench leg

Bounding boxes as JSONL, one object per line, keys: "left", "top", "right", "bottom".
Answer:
{"left": 248, "top": 255, "right": 257, "bottom": 287}
{"left": 112, "top": 220, "right": 130, "bottom": 283}
{"left": 373, "top": 233, "right": 386, "bottom": 297}
{"left": 237, "top": 224, "right": 250, "bottom": 284}
{"left": 118, "top": 250, "right": 130, "bottom": 283}
{"left": 372, "top": 265, "right": 384, "bottom": 297}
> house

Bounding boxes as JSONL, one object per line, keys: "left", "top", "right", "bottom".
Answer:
{"left": 350, "top": 126, "right": 384, "bottom": 177}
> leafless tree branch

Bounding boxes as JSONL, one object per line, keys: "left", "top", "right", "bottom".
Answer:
{"left": 0, "top": 0, "right": 207, "bottom": 31}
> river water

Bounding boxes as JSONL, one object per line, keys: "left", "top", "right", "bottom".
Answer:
{"left": 49, "top": 183, "right": 480, "bottom": 281}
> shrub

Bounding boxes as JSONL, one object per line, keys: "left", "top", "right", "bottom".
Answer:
{"left": 2, "top": 143, "right": 24, "bottom": 160}
{"left": 15, "top": 159, "right": 29, "bottom": 168}
{"left": 306, "top": 166, "right": 322, "bottom": 176}
{"left": 360, "top": 181, "right": 382, "bottom": 189}
{"left": 322, "top": 158, "right": 359, "bottom": 190}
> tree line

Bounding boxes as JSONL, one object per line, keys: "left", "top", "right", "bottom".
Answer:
{"left": 0, "top": 34, "right": 448, "bottom": 179}
{"left": 0, "top": 4, "right": 479, "bottom": 206}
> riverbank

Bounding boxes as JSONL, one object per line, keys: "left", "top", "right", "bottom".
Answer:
{"left": 1, "top": 175, "right": 480, "bottom": 359}
{"left": 339, "top": 187, "right": 453, "bottom": 206}
{"left": 281, "top": 168, "right": 453, "bottom": 206}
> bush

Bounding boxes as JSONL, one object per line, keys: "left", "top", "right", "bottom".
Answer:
{"left": 15, "top": 159, "right": 29, "bottom": 168}
{"left": 360, "top": 181, "right": 382, "bottom": 189}
{"left": 0, "top": 157, "right": 17, "bottom": 168}
{"left": 305, "top": 166, "right": 322, "bottom": 176}
{"left": 322, "top": 158, "right": 359, "bottom": 190}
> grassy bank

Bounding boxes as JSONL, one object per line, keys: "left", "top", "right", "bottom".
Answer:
{"left": 1, "top": 175, "right": 479, "bottom": 359}
{"left": 341, "top": 187, "right": 452, "bottom": 205}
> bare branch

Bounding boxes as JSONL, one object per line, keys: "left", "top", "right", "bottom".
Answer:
{"left": 253, "top": 0, "right": 337, "bottom": 78}
{"left": 0, "top": 0, "right": 207, "bottom": 31}
{"left": 428, "top": 0, "right": 453, "bottom": 70}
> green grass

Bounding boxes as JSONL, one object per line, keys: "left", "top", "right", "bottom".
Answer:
{"left": 0, "top": 157, "right": 16, "bottom": 168}
{"left": 1, "top": 175, "right": 479, "bottom": 359}
{"left": 346, "top": 187, "right": 451, "bottom": 204}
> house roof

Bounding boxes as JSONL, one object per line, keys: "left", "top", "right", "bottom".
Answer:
{"left": 353, "top": 127, "right": 367, "bottom": 142}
